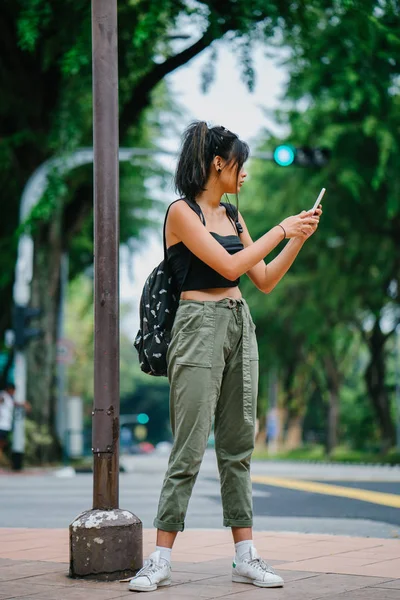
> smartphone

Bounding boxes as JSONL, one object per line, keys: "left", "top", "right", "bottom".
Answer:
{"left": 309, "top": 188, "right": 326, "bottom": 214}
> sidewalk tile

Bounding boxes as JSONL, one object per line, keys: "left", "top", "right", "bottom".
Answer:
{"left": 372, "top": 580, "right": 400, "bottom": 589}
{"left": 221, "top": 574, "right": 392, "bottom": 600}
{"left": 171, "top": 558, "right": 232, "bottom": 575}
{"left": 277, "top": 556, "right": 382, "bottom": 573}
{"left": 342, "top": 559, "right": 400, "bottom": 579}
{"left": 0, "top": 541, "right": 51, "bottom": 553}
{"left": 336, "top": 549, "right": 400, "bottom": 561}
{"left": 165, "top": 570, "right": 222, "bottom": 585}
{"left": 0, "top": 549, "right": 68, "bottom": 561}
{"left": 0, "top": 528, "right": 399, "bottom": 599}
{"left": 324, "top": 590, "right": 400, "bottom": 599}
{"left": 0, "top": 558, "right": 28, "bottom": 568}
{"left": 278, "top": 557, "right": 400, "bottom": 579}
{"left": 0, "top": 581, "right": 71, "bottom": 599}
{"left": 265, "top": 573, "right": 390, "bottom": 597}
{"left": 0, "top": 562, "right": 65, "bottom": 582}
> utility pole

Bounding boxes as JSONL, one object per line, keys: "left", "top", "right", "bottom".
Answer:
{"left": 69, "top": 0, "right": 142, "bottom": 579}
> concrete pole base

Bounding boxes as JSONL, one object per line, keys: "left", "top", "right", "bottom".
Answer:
{"left": 69, "top": 508, "right": 142, "bottom": 580}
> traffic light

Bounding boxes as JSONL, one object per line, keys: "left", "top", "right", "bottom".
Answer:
{"left": 137, "top": 413, "right": 149, "bottom": 425}
{"left": 273, "top": 145, "right": 330, "bottom": 167}
{"left": 273, "top": 145, "right": 296, "bottom": 167}
{"left": 12, "top": 305, "right": 43, "bottom": 349}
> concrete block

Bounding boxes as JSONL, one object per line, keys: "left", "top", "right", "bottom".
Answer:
{"left": 69, "top": 508, "right": 142, "bottom": 580}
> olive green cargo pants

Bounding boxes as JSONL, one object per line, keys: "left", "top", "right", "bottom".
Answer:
{"left": 154, "top": 297, "right": 259, "bottom": 532}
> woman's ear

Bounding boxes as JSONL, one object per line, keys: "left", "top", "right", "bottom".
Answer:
{"left": 213, "top": 156, "right": 223, "bottom": 173}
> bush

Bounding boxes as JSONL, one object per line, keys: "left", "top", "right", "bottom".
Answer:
{"left": 252, "top": 444, "right": 400, "bottom": 465}
{"left": 24, "top": 419, "right": 54, "bottom": 465}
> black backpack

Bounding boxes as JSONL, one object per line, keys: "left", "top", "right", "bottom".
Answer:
{"left": 134, "top": 198, "right": 241, "bottom": 376}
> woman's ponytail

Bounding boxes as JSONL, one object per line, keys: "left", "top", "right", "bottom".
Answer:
{"left": 174, "top": 121, "right": 249, "bottom": 203}
{"left": 175, "top": 121, "right": 211, "bottom": 202}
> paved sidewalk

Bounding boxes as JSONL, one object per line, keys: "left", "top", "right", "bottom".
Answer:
{"left": 0, "top": 528, "right": 399, "bottom": 599}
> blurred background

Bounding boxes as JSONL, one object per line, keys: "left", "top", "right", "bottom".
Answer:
{"left": 1, "top": 0, "right": 400, "bottom": 474}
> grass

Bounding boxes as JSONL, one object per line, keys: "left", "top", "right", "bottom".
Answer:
{"left": 252, "top": 444, "right": 400, "bottom": 466}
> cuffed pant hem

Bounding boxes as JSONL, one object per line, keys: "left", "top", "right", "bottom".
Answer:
{"left": 223, "top": 519, "right": 253, "bottom": 528}
{"left": 153, "top": 518, "right": 184, "bottom": 532}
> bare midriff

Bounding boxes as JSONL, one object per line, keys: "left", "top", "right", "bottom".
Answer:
{"left": 180, "top": 287, "right": 242, "bottom": 302}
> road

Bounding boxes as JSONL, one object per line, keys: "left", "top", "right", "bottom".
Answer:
{"left": 1, "top": 450, "right": 399, "bottom": 538}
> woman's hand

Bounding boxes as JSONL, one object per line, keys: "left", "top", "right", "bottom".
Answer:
{"left": 300, "top": 206, "right": 322, "bottom": 240}
{"left": 279, "top": 206, "right": 322, "bottom": 239}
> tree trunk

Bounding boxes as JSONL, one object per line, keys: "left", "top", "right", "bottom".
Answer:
{"left": 327, "top": 388, "right": 339, "bottom": 455}
{"left": 364, "top": 320, "right": 395, "bottom": 450}
{"left": 281, "top": 361, "right": 307, "bottom": 450}
{"left": 27, "top": 205, "right": 63, "bottom": 449}
{"left": 324, "top": 353, "right": 341, "bottom": 455}
{"left": 285, "top": 415, "right": 304, "bottom": 450}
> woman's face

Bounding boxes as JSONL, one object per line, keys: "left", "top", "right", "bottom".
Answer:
{"left": 218, "top": 159, "right": 248, "bottom": 194}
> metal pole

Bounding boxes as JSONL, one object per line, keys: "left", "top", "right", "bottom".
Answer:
{"left": 92, "top": 0, "right": 120, "bottom": 510}
{"left": 70, "top": 0, "right": 142, "bottom": 579}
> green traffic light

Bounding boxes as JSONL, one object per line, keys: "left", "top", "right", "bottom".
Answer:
{"left": 273, "top": 145, "right": 296, "bottom": 167}
{"left": 137, "top": 413, "right": 149, "bottom": 425}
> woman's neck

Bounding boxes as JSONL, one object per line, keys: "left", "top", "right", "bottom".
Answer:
{"left": 196, "top": 182, "right": 223, "bottom": 211}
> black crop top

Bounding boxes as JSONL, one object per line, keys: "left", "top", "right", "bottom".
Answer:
{"left": 166, "top": 204, "right": 244, "bottom": 291}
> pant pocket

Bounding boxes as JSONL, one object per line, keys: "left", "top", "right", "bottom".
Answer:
{"left": 172, "top": 302, "right": 205, "bottom": 336}
{"left": 176, "top": 322, "right": 214, "bottom": 368}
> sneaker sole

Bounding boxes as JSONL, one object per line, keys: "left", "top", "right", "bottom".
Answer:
{"left": 232, "top": 574, "right": 284, "bottom": 588}
{"left": 129, "top": 579, "right": 171, "bottom": 592}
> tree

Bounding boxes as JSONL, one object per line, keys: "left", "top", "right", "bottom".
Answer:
{"left": 241, "top": 0, "right": 400, "bottom": 449}
{"left": 1, "top": 0, "right": 344, "bottom": 442}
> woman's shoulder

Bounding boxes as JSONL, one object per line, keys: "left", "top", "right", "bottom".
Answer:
{"left": 167, "top": 198, "right": 202, "bottom": 220}
{"left": 168, "top": 197, "right": 186, "bottom": 210}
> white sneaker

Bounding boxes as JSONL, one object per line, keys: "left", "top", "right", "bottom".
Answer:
{"left": 128, "top": 551, "right": 171, "bottom": 592}
{"left": 232, "top": 546, "right": 284, "bottom": 588}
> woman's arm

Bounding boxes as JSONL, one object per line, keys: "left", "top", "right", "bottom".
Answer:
{"left": 242, "top": 208, "right": 322, "bottom": 293}
{"left": 167, "top": 200, "right": 318, "bottom": 281}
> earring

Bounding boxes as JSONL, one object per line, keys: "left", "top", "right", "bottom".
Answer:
{"left": 217, "top": 168, "right": 222, "bottom": 173}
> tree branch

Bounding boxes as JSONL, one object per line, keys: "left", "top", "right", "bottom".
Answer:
{"left": 120, "top": 29, "right": 216, "bottom": 134}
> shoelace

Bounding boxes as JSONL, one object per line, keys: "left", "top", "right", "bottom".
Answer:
{"left": 248, "top": 557, "right": 276, "bottom": 574}
{"left": 136, "top": 558, "right": 163, "bottom": 577}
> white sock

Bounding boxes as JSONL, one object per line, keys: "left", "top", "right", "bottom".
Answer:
{"left": 156, "top": 546, "right": 172, "bottom": 564}
{"left": 235, "top": 540, "right": 253, "bottom": 562}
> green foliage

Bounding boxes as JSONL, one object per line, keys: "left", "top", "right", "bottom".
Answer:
{"left": 24, "top": 418, "right": 54, "bottom": 465}
{"left": 3, "top": 0, "right": 399, "bottom": 449}
{"left": 253, "top": 444, "right": 400, "bottom": 465}
{"left": 0, "top": 0, "right": 298, "bottom": 325}
{"left": 241, "top": 0, "right": 400, "bottom": 449}
{"left": 65, "top": 275, "right": 94, "bottom": 404}
{"left": 64, "top": 273, "right": 170, "bottom": 442}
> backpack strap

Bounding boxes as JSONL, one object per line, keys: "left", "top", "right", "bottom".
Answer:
{"left": 220, "top": 201, "right": 243, "bottom": 235}
{"left": 162, "top": 200, "right": 179, "bottom": 261}
{"left": 182, "top": 198, "right": 206, "bottom": 225}
{"left": 163, "top": 198, "right": 206, "bottom": 293}
{"left": 162, "top": 198, "right": 206, "bottom": 260}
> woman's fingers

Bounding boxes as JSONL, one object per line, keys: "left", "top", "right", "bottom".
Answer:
{"left": 300, "top": 213, "right": 319, "bottom": 222}
{"left": 301, "top": 220, "right": 319, "bottom": 237}
{"left": 301, "top": 217, "right": 319, "bottom": 226}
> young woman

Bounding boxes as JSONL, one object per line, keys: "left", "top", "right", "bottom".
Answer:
{"left": 129, "top": 122, "right": 322, "bottom": 592}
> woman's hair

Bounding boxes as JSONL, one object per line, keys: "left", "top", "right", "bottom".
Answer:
{"left": 174, "top": 121, "right": 250, "bottom": 204}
